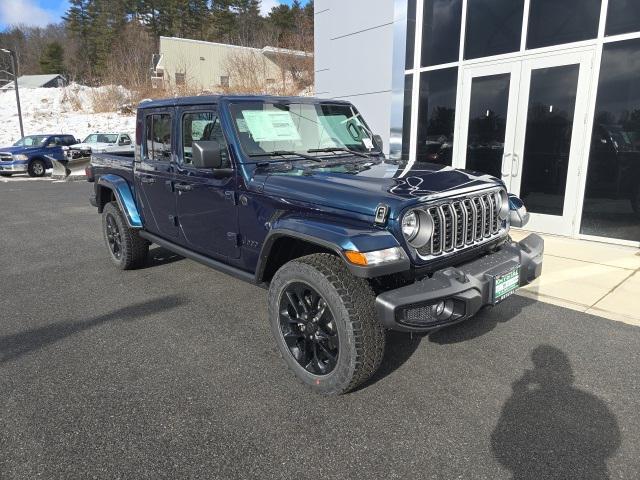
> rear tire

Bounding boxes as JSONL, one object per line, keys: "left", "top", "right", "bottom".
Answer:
{"left": 102, "top": 201, "right": 148, "bottom": 270}
{"left": 27, "top": 159, "right": 46, "bottom": 177}
{"left": 268, "top": 253, "right": 385, "bottom": 395}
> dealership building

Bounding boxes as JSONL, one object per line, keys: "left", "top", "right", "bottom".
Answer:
{"left": 315, "top": 0, "right": 640, "bottom": 246}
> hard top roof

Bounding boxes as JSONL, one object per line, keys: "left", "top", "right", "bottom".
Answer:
{"left": 138, "top": 95, "right": 352, "bottom": 109}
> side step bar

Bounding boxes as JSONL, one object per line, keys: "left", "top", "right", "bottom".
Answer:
{"left": 138, "top": 230, "right": 263, "bottom": 287}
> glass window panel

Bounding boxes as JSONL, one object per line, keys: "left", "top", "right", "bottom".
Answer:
{"left": 464, "top": 0, "right": 524, "bottom": 60}
{"left": 402, "top": 75, "right": 413, "bottom": 160}
{"left": 421, "top": 0, "right": 463, "bottom": 67}
{"left": 581, "top": 39, "right": 640, "bottom": 242}
{"left": 405, "top": 0, "right": 417, "bottom": 70}
{"left": 416, "top": 68, "right": 458, "bottom": 165}
{"left": 606, "top": 0, "right": 640, "bottom": 37}
{"left": 520, "top": 65, "right": 580, "bottom": 216}
{"left": 466, "top": 74, "right": 511, "bottom": 178}
{"left": 527, "top": 0, "right": 601, "bottom": 50}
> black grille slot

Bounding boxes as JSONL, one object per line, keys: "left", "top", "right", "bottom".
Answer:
{"left": 453, "top": 201, "right": 465, "bottom": 248}
{"left": 413, "top": 190, "right": 505, "bottom": 259}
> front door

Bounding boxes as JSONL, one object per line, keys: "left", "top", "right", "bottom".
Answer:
{"left": 174, "top": 108, "right": 240, "bottom": 259}
{"left": 456, "top": 50, "right": 594, "bottom": 235}
{"left": 135, "top": 110, "right": 179, "bottom": 239}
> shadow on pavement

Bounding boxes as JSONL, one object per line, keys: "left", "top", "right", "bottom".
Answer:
{"left": 0, "top": 295, "right": 185, "bottom": 364}
{"left": 491, "top": 345, "right": 621, "bottom": 480}
{"left": 354, "top": 330, "right": 424, "bottom": 391}
{"left": 146, "top": 247, "right": 183, "bottom": 268}
{"left": 429, "top": 295, "right": 535, "bottom": 345}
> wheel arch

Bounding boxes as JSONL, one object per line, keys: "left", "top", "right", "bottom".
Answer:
{"left": 256, "top": 216, "right": 409, "bottom": 283}
{"left": 96, "top": 174, "right": 142, "bottom": 228}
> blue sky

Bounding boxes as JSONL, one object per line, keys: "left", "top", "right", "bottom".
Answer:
{"left": 0, "top": 0, "right": 308, "bottom": 29}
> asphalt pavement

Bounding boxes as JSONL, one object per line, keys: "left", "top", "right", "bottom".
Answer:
{"left": 1, "top": 179, "right": 639, "bottom": 479}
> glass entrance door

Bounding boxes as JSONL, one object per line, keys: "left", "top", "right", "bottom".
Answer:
{"left": 456, "top": 50, "right": 594, "bottom": 235}
{"left": 455, "top": 62, "right": 521, "bottom": 184}
{"left": 511, "top": 51, "right": 594, "bottom": 235}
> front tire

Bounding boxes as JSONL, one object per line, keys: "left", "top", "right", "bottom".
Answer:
{"left": 102, "top": 201, "right": 148, "bottom": 270}
{"left": 268, "top": 253, "right": 385, "bottom": 395}
{"left": 28, "top": 159, "right": 46, "bottom": 177}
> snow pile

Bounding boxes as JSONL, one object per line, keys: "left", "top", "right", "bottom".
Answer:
{"left": 0, "top": 83, "right": 136, "bottom": 146}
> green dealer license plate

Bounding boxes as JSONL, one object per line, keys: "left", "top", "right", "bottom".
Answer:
{"left": 493, "top": 267, "right": 520, "bottom": 304}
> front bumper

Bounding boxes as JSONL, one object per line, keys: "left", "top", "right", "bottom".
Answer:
{"left": 375, "top": 233, "right": 544, "bottom": 333}
{"left": 0, "top": 161, "right": 27, "bottom": 172}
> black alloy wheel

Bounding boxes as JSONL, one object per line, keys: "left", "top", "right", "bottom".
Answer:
{"left": 105, "top": 212, "right": 123, "bottom": 260}
{"left": 279, "top": 281, "right": 339, "bottom": 375}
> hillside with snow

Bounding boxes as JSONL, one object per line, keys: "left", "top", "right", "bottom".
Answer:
{"left": 0, "top": 84, "right": 136, "bottom": 146}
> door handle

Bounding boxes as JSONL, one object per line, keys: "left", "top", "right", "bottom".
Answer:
{"left": 511, "top": 153, "right": 520, "bottom": 177}
{"left": 140, "top": 176, "right": 156, "bottom": 184}
{"left": 501, "top": 153, "right": 512, "bottom": 177}
{"left": 175, "top": 183, "right": 193, "bottom": 192}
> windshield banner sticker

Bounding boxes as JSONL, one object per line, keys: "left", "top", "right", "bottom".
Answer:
{"left": 242, "top": 110, "right": 301, "bottom": 142}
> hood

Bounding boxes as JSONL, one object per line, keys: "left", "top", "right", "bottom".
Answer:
{"left": 260, "top": 158, "right": 503, "bottom": 218}
{"left": 0, "top": 146, "right": 39, "bottom": 155}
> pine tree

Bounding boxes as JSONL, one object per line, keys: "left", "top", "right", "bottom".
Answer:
{"left": 39, "top": 42, "right": 65, "bottom": 74}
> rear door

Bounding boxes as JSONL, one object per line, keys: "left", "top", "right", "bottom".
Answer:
{"left": 174, "top": 106, "right": 240, "bottom": 259}
{"left": 135, "top": 109, "right": 179, "bottom": 239}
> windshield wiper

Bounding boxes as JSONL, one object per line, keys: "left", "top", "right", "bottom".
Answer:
{"left": 248, "top": 150, "right": 322, "bottom": 162}
{"left": 307, "top": 147, "right": 371, "bottom": 159}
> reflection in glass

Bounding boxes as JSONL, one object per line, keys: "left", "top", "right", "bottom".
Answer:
{"left": 606, "top": 0, "right": 640, "bottom": 37}
{"left": 405, "top": 0, "right": 417, "bottom": 70}
{"left": 527, "top": 0, "right": 601, "bottom": 50}
{"left": 581, "top": 39, "right": 640, "bottom": 242}
{"left": 464, "top": 0, "right": 524, "bottom": 60}
{"left": 466, "top": 74, "right": 510, "bottom": 178}
{"left": 421, "top": 0, "right": 463, "bottom": 67}
{"left": 402, "top": 75, "right": 413, "bottom": 160}
{"left": 520, "top": 65, "right": 579, "bottom": 216}
{"left": 416, "top": 68, "right": 458, "bottom": 165}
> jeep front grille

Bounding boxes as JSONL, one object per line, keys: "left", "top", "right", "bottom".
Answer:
{"left": 416, "top": 190, "right": 505, "bottom": 259}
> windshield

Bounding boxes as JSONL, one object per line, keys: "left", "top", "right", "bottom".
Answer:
{"left": 13, "top": 135, "right": 48, "bottom": 147}
{"left": 83, "top": 133, "right": 119, "bottom": 144}
{"left": 229, "top": 101, "right": 381, "bottom": 159}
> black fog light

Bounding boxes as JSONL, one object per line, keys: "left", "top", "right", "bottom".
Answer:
{"left": 399, "top": 299, "right": 455, "bottom": 327}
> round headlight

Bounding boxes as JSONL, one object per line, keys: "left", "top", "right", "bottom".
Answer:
{"left": 402, "top": 210, "right": 419, "bottom": 241}
{"left": 496, "top": 190, "right": 509, "bottom": 220}
{"left": 402, "top": 209, "right": 433, "bottom": 249}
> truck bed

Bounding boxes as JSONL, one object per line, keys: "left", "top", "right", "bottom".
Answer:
{"left": 91, "top": 152, "right": 135, "bottom": 183}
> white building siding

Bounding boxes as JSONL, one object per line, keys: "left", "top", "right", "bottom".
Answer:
{"left": 314, "top": 0, "right": 396, "bottom": 151}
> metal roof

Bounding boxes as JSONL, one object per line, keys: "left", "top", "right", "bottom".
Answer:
{"left": 0, "top": 74, "right": 66, "bottom": 90}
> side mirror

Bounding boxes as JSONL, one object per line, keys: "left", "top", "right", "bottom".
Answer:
{"left": 508, "top": 194, "right": 530, "bottom": 228}
{"left": 372, "top": 134, "right": 383, "bottom": 151}
{"left": 192, "top": 140, "right": 223, "bottom": 169}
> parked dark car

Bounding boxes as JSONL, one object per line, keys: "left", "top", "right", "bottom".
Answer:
{"left": 88, "top": 95, "right": 543, "bottom": 395}
{"left": 0, "top": 134, "right": 77, "bottom": 177}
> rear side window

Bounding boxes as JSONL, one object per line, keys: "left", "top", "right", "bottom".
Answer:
{"left": 181, "top": 111, "right": 230, "bottom": 167}
{"left": 145, "top": 113, "right": 172, "bottom": 161}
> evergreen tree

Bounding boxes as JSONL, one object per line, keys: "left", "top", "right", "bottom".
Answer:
{"left": 39, "top": 42, "right": 65, "bottom": 74}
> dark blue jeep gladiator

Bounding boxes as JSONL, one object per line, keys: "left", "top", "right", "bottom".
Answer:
{"left": 88, "top": 95, "right": 543, "bottom": 395}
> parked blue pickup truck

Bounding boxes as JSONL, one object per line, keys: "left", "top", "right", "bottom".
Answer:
{"left": 0, "top": 134, "right": 77, "bottom": 177}
{"left": 88, "top": 95, "right": 543, "bottom": 394}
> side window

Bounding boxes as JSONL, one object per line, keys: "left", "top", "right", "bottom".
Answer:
{"left": 182, "top": 111, "right": 230, "bottom": 167}
{"left": 145, "top": 113, "right": 172, "bottom": 161}
{"left": 120, "top": 134, "right": 131, "bottom": 145}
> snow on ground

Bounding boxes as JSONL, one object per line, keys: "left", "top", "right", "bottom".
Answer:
{"left": 0, "top": 84, "right": 136, "bottom": 146}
